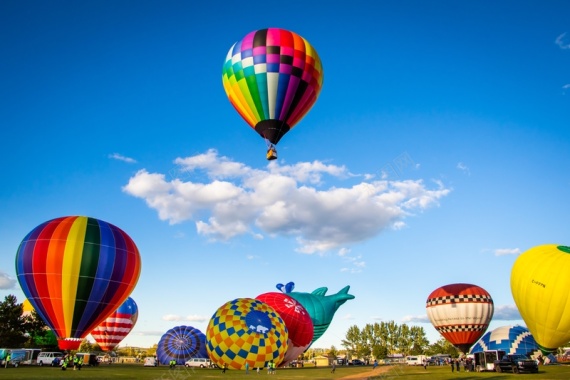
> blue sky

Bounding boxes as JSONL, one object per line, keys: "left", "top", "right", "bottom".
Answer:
{"left": 1, "top": 0, "right": 569, "bottom": 350}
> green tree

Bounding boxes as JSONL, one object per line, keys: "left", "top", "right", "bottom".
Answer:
{"left": 0, "top": 295, "right": 28, "bottom": 347}
{"left": 22, "top": 309, "right": 49, "bottom": 348}
{"left": 408, "top": 325, "right": 430, "bottom": 355}
{"left": 79, "top": 339, "right": 95, "bottom": 352}
{"left": 426, "top": 338, "right": 459, "bottom": 357}
{"left": 341, "top": 325, "right": 364, "bottom": 359}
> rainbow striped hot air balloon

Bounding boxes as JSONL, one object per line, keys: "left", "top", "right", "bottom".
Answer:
{"left": 15, "top": 216, "right": 141, "bottom": 350}
{"left": 91, "top": 297, "right": 139, "bottom": 351}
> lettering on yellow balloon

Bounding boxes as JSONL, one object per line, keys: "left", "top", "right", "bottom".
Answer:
{"left": 531, "top": 279, "right": 546, "bottom": 288}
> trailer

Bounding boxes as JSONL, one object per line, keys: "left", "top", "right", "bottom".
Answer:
{"left": 473, "top": 350, "right": 506, "bottom": 372}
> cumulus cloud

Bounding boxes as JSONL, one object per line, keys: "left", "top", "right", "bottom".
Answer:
{"left": 402, "top": 315, "right": 431, "bottom": 323}
{"left": 555, "top": 32, "right": 570, "bottom": 49}
{"left": 109, "top": 153, "right": 137, "bottom": 163}
{"left": 0, "top": 271, "right": 16, "bottom": 289}
{"left": 495, "top": 248, "right": 521, "bottom": 256}
{"left": 123, "top": 149, "right": 450, "bottom": 253}
{"left": 493, "top": 305, "right": 522, "bottom": 320}
{"left": 134, "top": 330, "right": 164, "bottom": 336}
{"left": 185, "top": 315, "right": 208, "bottom": 322}
{"left": 162, "top": 314, "right": 183, "bottom": 321}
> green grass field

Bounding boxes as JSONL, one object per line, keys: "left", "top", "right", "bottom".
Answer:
{"left": 2, "top": 363, "right": 570, "bottom": 380}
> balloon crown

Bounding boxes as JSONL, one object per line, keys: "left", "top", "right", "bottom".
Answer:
{"left": 276, "top": 282, "right": 295, "bottom": 294}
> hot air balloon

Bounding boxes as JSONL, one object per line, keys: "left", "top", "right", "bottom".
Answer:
{"left": 289, "top": 286, "right": 355, "bottom": 346}
{"left": 206, "top": 298, "right": 288, "bottom": 370}
{"left": 156, "top": 325, "right": 208, "bottom": 366}
{"left": 91, "top": 297, "right": 138, "bottom": 351}
{"left": 511, "top": 244, "right": 570, "bottom": 354}
{"left": 15, "top": 216, "right": 142, "bottom": 350}
{"left": 256, "top": 292, "right": 313, "bottom": 366}
{"left": 469, "top": 325, "right": 539, "bottom": 356}
{"left": 426, "top": 283, "right": 494, "bottom": 353}
{"left": 222, "top": 28, "right": 324, "bottom": 160}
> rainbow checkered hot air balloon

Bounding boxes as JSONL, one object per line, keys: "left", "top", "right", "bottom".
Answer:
{"left": 206, "top": 298, "right": 288, "bottom": 370}
{"left": 91, "top": 297, "right": 139, "bottom": 351}
{"left": 222, "top": 28, "right": 324, "bottom": 160}
{"left": 15, "top": 216, "right": 141, "bottom": 350}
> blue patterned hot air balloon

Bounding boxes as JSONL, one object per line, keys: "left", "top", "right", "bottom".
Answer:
{"left": 156, "top": 325, "right": 208, "bottom": 366}
{"left": 470, "top": 325, "right": 539, "bottom": 356}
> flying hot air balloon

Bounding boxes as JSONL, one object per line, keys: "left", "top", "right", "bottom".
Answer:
{"left": 222, "top": 28, "right": 324, "bottom": 160}
{"left": 511, "top": 244, "right": 570, "bottom": 354}
{"left": 426, "top": 283, "right": 494, "bottom": 353}
{"left": 15, "top": 216, "right": 142, "bottom": 350}
{"left": 91, "top": 297, "right": 139, "bottom": 351}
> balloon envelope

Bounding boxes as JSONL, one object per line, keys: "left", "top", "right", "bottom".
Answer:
{"left": 15, "top": 216, "right": 142, "bottom": 350}
{"left": 426, "top": 283, "right": 494, "bottom": 353}
{"left": 222, "top": 28, "right": 324, "bottom": 146}
{"left": 256, "top": 292, "right": 313, "bottom": 366}
{"left": 91, "top": 297, "right": 139, "bottom": 351}
{"left": 289, "top": 286, "right": 354, "bottom": 346}
{"left": 156, "top": 325, "right": 208, "bottom": 366}
{"left": 470, "top": 325, "right": 539, "bottom": 356}
{"left": 206, "top": 298, "right": 288, "bottom": 370}
{"left": 511, "top": 244, "right": 570, "bottom": 354}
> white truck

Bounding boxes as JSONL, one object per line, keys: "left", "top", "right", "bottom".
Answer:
{"left": 406, "top": 355, "right": 428, "bottom": 366}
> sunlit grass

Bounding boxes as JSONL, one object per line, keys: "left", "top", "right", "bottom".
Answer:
{"left": 2, "top": 363, "right": 570, "bottom": 379}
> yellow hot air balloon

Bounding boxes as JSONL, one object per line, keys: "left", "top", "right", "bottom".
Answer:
{"left": 510, "top": 244, "right": 570, "bottom": 354}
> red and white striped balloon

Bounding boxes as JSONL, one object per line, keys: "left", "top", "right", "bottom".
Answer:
{"left": 426, "top": 283, "right": 494, "bottom": 353}
{"left": 91, "top": 297, "right": 138, "bottom": 351}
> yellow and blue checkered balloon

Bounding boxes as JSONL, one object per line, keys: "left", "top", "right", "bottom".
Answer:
{"left": 206, "top": 298, "right": 288, "bottom": 370}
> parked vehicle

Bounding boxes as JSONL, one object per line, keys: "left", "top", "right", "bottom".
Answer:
{"left": 5, "top": 349, "right": 27, "bottom": 367}
{"left": 37, "top": 351, "right": 63, "bottom": 366}
{"left": 493, "top": 353, "right": 539, "bottom": 374}
{"left": 75, "top": 353, "right": 99, "bottom": 366}
{"left": 349, "top": 359, "right": 366, "bottom": 365}
{"left": 406, "top": 355, "right": 428, "bottom": 366}
{"left": 22, "top": 348, "right": 42, "bottom": 365}
{"left": 185, "top": 357, "right": 211, "bottom": 368}
{"left": 473, "top": 350, "right": 505, "bottom": 372}
{"left": 143, "top": 357, "right": 157, "bottom": 367}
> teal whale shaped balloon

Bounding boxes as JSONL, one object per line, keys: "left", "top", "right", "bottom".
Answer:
{"left": 289, "top": 286, "right": 355, "bottom": 345}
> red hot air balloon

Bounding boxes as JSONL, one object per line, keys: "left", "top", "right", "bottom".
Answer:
{"left": 15, "top": 216, "right": 142, "bottom": 350}
{"left": 222, "top": 28, "right": 324, "bottom": 160}
{"left": 426, "top": 283, "right": 494, "bottom": 353}
{"left": 91, "top": 297, "right": 139, "bottom": 351}
{"left": 256, "top": 292, "right": 313, "bottom": 366}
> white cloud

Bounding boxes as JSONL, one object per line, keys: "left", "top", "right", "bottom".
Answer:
{"left": 134, "top": 330, "right": 164, "bottom": 336}
{"left": 123, "top": 150, "right": 451, "bottom": 254}
{"left": 185, "top": 315, "right": 208, "bottom": 322}
{"left": 495, "top": 248, "right": 521, "bottom": 256}
{"left": 402, "top": 314, "right": 430, "bottom": 323}
{"left": 493, "top": 305, "right": 522, "bottom": 320}
{"left": 109, "top": 153, "right": 137, "bottom": 163}
{"left": 555, "top": 32, "right": 570, "bottom": 49}
{"left": 162, "top": 314, "right": 183, "bottom": 321}
{"left": 457, "top": 162, "right": 471, "bottom": 175}
{"left": 0, "top": 271, "right": 16, "bottom": 289}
